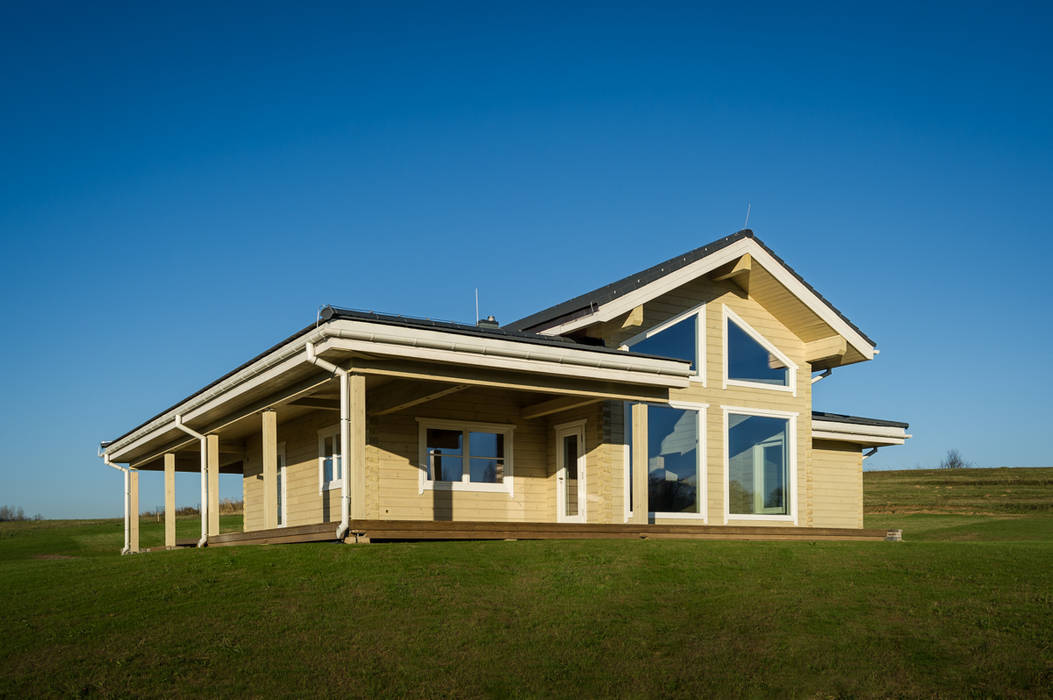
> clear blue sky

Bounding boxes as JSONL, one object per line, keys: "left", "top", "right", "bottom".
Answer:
{"left": 2, "top": 2, "right": 1051, "bottom": 518}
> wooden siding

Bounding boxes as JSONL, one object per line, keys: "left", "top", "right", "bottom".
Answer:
{"left": 597, "top": 278, "right": 816, "bottom": 527}
{"left": 810, "top": 439, "right": 864, "bottom": 529}
{"left": 232, "top": 271, "right": 855, "bottom": 530}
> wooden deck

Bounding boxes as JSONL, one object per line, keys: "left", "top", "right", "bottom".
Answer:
{"left": 201, "top": 520, "right": 892, "bottom": 547}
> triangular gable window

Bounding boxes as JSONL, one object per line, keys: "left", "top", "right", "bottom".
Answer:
{"left": 629, "top": 314, "right": 697, "bottom": 371}
{"left": 725, "top": 308, "right": 794, "bottom": 390}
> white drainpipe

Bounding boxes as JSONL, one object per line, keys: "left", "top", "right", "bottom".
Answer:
{"left": 173, "top": 415, "right": 209, "bottom": 548}
{"left": 101, "top": 451, "right": 131, "bottom": 555}
{"left": 305, "top": 342, "right": 350, "bottom": 541}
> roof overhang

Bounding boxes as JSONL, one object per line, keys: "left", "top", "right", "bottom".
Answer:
{"left": 526, "top": 236, "right": 876, "bottom": 363}
{"left": 102, "top": 318, "right": 692, "bottom": 465}
{"left": 812, "top": 416, "right": 912, "bottom": 447}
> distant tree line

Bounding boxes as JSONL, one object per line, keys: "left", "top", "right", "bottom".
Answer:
{"left": 140, "top": 499, "right": 243, "bottom": 518}
{"left": 0, "top": 505, "right": 43, "bottom": 521}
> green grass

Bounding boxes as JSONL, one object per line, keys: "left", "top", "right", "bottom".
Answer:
{"left": 2, "top": 512, "right": 1052, "bottom": 697}
{"left": 864, "top": 466, "right": 1053, "bottom": 514}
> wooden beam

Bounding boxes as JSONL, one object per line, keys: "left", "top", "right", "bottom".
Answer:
{"left": 127, "top": 371, "right": 335, "bottom": 470}
{"left": 621, "top": 304, "right": 644, "bottom": 330}
{"left": 366, "top": 380, "right": 470, "bottom": 417}
{"left": 711, "top": 254, "right": 752, "bottom": 293}
{"left": 262, "top": 410, "right": 277, "bottom": 529}
{"left": 288, "top": 397, "right": 340, "bottom": 411}
{"left": 352, "top": 358, "right": 672, "bottom": 404}
{"left": 129, "top": 469, "right": 140, "bottom": 553}
{"left": 521, "top": 396, "right": 603, "bottom": 421}
{"left": 805, "top": 336, "right": 848, "bottom": 364}
{"left": 164, "top": 453, "right": 176, "bottom": 549}
{"left": 630, "top": 403, "right": 648, "bottom": 525}
{"left": 207, "top": 434, "right": 220, "bottom": 537}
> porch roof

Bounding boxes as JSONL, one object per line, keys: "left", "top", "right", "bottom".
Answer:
{"left": 100, "top": 309, "right": 692, "bottom": 466}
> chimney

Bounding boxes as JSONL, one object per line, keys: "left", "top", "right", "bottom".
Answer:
{"left": 477, "top": 315, "right": 499, "bottom": 329}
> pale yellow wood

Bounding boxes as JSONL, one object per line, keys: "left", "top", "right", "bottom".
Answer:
{"left": 163, "top": 453, "right": 176, "bottom": 548}
{"left": 288, "top": 397, "right": 340, "bottom": 410}
{"left": 349, "top": 373, "right": 367, "bottom": 520}
{"left": 351, "top": 358, "right": 672, "bottom": 404}
{"left": 621, "top": 304, "right": 644, "bottom": 329}
{"left": 207, "top": 434, "right": 220, "bottom": 536}
{"left": 262, "top": 410, "right": 277, "bottom": 529}
{"left": 804, "top": 335, "right": 847, "bottom": 363}
{"left": 129, "top": 469, "right": 140, "bottom": 553}
{"left": 521, "top": 395, "right": 602, "bottom": 421}
{"left": 630, "top": 403, "right": 648, "bottom": 524}
{"left": 711, "top": 253, "right": 752, "bottom": 293}
{"left": 367, "top": 380, "right": 469, "bottom": 416}
{"left": 810, "top": 440, "right": 863, "bottom": 528}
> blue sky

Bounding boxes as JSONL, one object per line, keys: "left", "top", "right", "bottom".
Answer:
{"left": 1, "top": 2, "right": 1051, "bottom": 517}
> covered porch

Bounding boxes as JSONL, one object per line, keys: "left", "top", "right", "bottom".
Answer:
{"left": 101, "top": 309, "right": 693, "bottom": 553}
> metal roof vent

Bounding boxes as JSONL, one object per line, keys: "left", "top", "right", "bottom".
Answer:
{"left": 477, "top": 315, "right": 499, "bottom": 329}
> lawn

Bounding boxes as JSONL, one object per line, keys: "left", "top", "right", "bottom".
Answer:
{"left": 2, "top": 509, "right": 1052, "bottom": 698}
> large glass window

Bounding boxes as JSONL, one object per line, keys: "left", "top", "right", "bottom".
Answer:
{"left": 626, "top": 404, "right": 701, "bottom": 515}
{"left": 727, "top": 319, "right": 789, "bottom": 387}
{"left": 419, "top": 420, "right": 513, "bottom": 492}
{"left": 728, "top": 414, "right": 790, "bottom": 516}
{"left": 627, "top": 311, "right": 700, "bottom": 374}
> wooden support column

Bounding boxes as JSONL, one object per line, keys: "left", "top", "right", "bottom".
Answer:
{"left": 630, "top": 403, "right": 648, "bottom": 525}
{"left": 164, "top": 453, "right": 176, "bottom": 549}
{"left": 207, "top": 434, "right": 220, "bottom": 536}
{"left": 262, "top": 410, "right": 278, "bottom": 529}
{"left": 349, "top": 373, "right": 367, "bottom": 520}
{"left": 129, "top": 469, "right": 140, "bottom": 553}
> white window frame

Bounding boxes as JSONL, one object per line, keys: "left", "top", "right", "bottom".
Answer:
{"left": 721, "top": 405, "right": 798, "bottom": 524}
{"left": 416, "top": 418, "right": 515, "bottom": 496}
{"left": 649, "top": 401, "right": 708, "bottom": 522}
{"left": 317, "top": 424, "right": 343, "bottom": 493}
{"left": 722, "top": 305, "right": 798, "bottom": 396}
{"left": 277, "top": 441, "right": 287, "bottom": 528}
{"left": 623, "top": 401, "right": 709, "bottom": 523}
{"left": 621, "top": 303, "right": 706, "bottom": 386}
{"left": 554, "top": 418, "right": 587, "bottom": 523}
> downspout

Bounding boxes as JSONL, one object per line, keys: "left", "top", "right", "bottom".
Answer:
{"left": 811, "top": 368, "right": 832, "bottom": 384}
{"left": 863, "top": 447, "right": 879, "bottom": 459}
{"left": 173, "top": 415, "right": 209, "bottom": 548}
{"left": 100, "top": 449, "right": 131, "bottom": 555}
{"left": 305, "top": 341, "right": 350, "bottom": 541}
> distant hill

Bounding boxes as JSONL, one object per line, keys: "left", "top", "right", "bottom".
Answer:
{"left": 864, "top": 467, "right": 1053, "bottom": 514}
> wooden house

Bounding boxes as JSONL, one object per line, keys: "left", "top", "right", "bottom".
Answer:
{"left": 99, "top": 229, "right": 909, "bottom": 551}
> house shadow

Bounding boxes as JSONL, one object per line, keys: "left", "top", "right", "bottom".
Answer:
{"left": 433, "top": 483, "right": 452, "bottom": 521}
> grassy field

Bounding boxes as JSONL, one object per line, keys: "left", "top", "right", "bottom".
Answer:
{"left": 1, "top": 472, "right": 1051, "bottom": 698}
{"left": 864, "top": 466, "right": 1053, "bottom": 514}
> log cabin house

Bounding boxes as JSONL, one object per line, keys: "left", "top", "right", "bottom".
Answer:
{"left": 99, "top": 229, "right": 909, "bottom": 551}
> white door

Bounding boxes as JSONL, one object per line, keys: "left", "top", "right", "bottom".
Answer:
{"left": 276, "top": 442, "right": 287, "bottom": 527}
{"left": 555, "top": 423, "right": 586, "bottom": 523}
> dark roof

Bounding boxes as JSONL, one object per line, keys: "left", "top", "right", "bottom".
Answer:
{"left": 104, "top": 306, "right": 691, "bottom": 449}
{"left": 812, "top": 411, "right": 909, "bottom": 429}
{"left": 505, "top": 229, "right": 877, "bottom": 347}
{"left": 319, "top": 306, "right": 691, "bottom": 363}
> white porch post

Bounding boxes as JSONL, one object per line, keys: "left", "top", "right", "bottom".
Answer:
{"left": 207, "top": 434, "right": 220, "bottom": 536}
{"left": 262, "top": 410, "right": 278, "bottom": 529}
{"left": 348, "top": 373, "right": 367, "bottom": 521}
{"left": 129, "top": 468, "right": 140, "bottom": 553}
{"left": 164, "top": 453, "right": 176, "bottom": 548}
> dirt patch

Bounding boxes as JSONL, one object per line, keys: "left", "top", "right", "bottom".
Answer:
{"left": 32, "top": 554, "right": 76, "bottom": 560}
